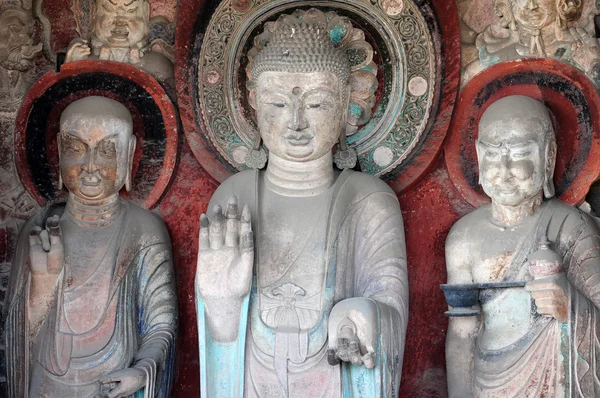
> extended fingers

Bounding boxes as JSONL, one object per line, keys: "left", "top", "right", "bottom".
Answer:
{"left": 209, "top": 204, "right": 225, "bottom": 250}
{"left": 29, "top": 226, "right": 42, "bottom": 247}
{"left": 199, "top": 214, "right": 210, "bottom": 250}
{"left": 225, "top": 196, "right": 239, "bottom": 247}
{"left": 46, "top": 215, "right": 62, "bottom": 246}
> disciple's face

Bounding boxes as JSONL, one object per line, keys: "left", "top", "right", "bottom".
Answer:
{"left": 59, "top": 114, "right": 133, "bottom": 202}
{"left": 256, "top": 71, "right": 347, "bottom": 162}
{"left": 94, "top": 0, "right": 148, "bottom": 48}
{"left": 476, "top": 126, "right": 548, "bottom": 206}
{"left": 511, "top": 0, "right": 558, "bottom": 30}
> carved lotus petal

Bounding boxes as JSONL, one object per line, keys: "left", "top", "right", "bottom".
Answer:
{"left": 272, "top": 283, "right": 306, "bottom": 299}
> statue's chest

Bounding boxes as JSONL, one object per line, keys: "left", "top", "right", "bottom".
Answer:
{"left": 472, "top": 227, "right": 532, "bottom": 284}
{"left": 60, "top": 229, "right": 117, "bottom": 337}
{"left": 256, "top": 199, "right": 331, "bottom": 330}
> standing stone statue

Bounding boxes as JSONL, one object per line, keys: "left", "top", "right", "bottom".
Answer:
{"left": 445, "top": 96, "right": 600, "bottom": 397}
{"left": 462, "top": 0, "right": 600, "bottom": 85}
{"left": 65, "top": 0, "right": 173, "bottom": 83}
{"left": 195, "top": 9, "right": 408, "bottom": 398}
{"left": 5, "top": 96, "right": 177, "bottom": 397}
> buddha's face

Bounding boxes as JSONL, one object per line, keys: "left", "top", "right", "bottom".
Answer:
{"left": 94, "top": 0, "right": 148, "bottom": 48}
{"left": 59, "top": 112, "right": 133, "bottom": 202}
{"left": 511, "top": 0, "right": 557, "bottom": 30}
{"left": 256, "top": 71, "right": 347, "bottom": 162}
{"left": 477, "top": 125, "right": 549, "bottom": 206}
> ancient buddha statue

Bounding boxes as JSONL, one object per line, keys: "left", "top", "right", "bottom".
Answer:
{"left": 5, "top": 96, "right": 177, "bottom": 397}
{"left": 445, "top": 96, "right": 600, "bottom": 397}
{"left": 462, "top": 0, "right": 600, "bottom": 85}
{"left": 65, "top": 0, "right": 173, "bottom": 83}
{"left": 195, "top": 9, "right": 408, "bottom": 397}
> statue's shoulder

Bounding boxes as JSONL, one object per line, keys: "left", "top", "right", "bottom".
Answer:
{"left": 448, "top": 205, "right": 492, "bottom": 241}
{"left": 123, "top": 199, "right": 170, "bottom": 241}
{"left": 211, "top": 170, "right": 258, "bottom": 207}
{"left": 342, "top": 170, "right": 396, "bottom": 197}
{"left": 545, "top": 198, "right": 600, "bottom": 233}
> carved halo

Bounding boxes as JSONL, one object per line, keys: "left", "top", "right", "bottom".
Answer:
{"left": 195, "top": 0, "right": 440, "bottom": 180}
{"left": 445, "top": 58, "right": 600, "bottom": 207}
{"left": 14, "top": 61, "right": 178, "bottom": 209}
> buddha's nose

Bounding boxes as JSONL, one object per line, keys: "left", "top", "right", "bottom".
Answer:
{"left": 287, "top": 106, "right": 308, "bottom": 131}
{"left": 81, "top": 154, "right": 100, "bottom": 174}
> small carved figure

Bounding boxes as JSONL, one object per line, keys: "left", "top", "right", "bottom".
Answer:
{"left": 0, "top": 4, "right": 42, "bottom": 107}
{"left": 195, "top": 9, "right": 408, "bottom": 397}
{"left": 5, "top": 97, "right": 177, "bottom": 397}
{"left": 445, "top": 96, "right": 600, "bottom": 397}
{"left": 463, "top": 0, "right": 600, "bottom": 85}
{"left": 65, "top": 0, "right": 173, "bottom": 83}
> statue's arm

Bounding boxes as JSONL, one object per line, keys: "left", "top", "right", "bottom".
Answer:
{"left": 445, "top": 224, "right": 477, "bottom": 398}
{"left": 134, "top": 242, "right": 177, "bottom": 367}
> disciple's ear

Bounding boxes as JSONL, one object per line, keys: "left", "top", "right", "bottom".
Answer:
{"left": 544, "top": 139, "right": 557, "bottom": 198}
{"left": 125, "top": 135, "right": 136, "bottom": 192}
{"left": 475, "top": 141, "right": 483, "bottom": 186}
{"left": 57, "top": 134, "right": 64, "bottom": 190}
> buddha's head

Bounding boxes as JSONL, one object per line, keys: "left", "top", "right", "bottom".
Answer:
{"left": 58, "top": 96, "right": 136, "bottom": 203}
{"left": 510, "top": 0, "right": 582, "bottom": 31}
{"left": 92, "top": 0, "right": 149, "bottom": 48}
{"left": 0, "top": 7, "right": 42, "bottom": 72}
{"left": 476, "top": 96, "right": 556, "bottom": 206}
{"left": 249, "top": 11, "right": 351, "bottom": 164}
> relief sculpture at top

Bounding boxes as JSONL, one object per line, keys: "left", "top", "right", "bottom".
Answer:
{"left": 65, "top": 0, "right": 173, "bottom": 83}
{"left": 194, "top": 9, "right": 408, "bottom": 397}
{"left": 462, "top": 0, "right": 600, "bottom": 85}
{"left": 5, "top": 96, "right": 177, "bottom": 398}
{"left": 444, "top": 96, "right": 600, "bottom": 397}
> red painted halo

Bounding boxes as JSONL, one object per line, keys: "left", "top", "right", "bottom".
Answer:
{"left": 14, "top": 60, "right": 178, "bottom": 209}
{"left": 445, "top": 58, "right": 600, "bottom": 207}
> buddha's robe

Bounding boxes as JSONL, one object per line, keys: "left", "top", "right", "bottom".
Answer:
{"left": 197, "top": 169, "right": 408, "bottom": 397}
{"left": 5, "top": 201, "right": 177, "bottom": 398}
{"left": 467, "top": 199, "right": 600, "bottom": 397}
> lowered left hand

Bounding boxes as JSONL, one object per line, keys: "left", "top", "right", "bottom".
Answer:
{"left": 525, "top": 273, "right": 569, "bottom": 324}
{"left": 327, "top": 297, "right": 379, "bottom": 368}
{"left": 99, "top": 367, "right": 147, "bottom": 398}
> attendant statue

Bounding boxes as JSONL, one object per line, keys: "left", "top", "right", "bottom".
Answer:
{"left": 5, "top": 96, "right": 177, "bottom": 398}
{"left": 462, "top": 0, "right": 600, "bottom": 85}
{"left": 445, "top": 96, "right": 600, "bottom": 397}
{"left": 65, "top": 0, "right": 173, "bottom": 84}
{"left": 195, "top": 9, "right": 408, "bottom": 397}
{"left": 0, "top": 4, "right": 42, "bottom": 106}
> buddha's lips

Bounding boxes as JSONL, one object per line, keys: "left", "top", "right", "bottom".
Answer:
{"left": 284, "top": 134, "right": 313, "bottom": 146}
{"left": 82, "top": 175, "right": 101, "bottom": 186}
{"left": 110, "top": 28, "right": 129, "bottom": 39}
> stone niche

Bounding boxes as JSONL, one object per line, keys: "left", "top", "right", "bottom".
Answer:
{"left": 1, "top": 0, "right": 600, "bottom": 396}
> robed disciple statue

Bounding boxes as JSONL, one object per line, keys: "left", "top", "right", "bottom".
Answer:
{"left": 195, "top": 9, "right": 408, "bottom": 398}
{"left": 445, "top": 96, "right": 600, "bottom": 397}
{"left": 5, "top": 96, "right": 177, "bottom": 398}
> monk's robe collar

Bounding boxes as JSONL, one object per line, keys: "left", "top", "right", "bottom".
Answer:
{"left": 66, "top": 194, "right": 122, "bottom": 228}
{"left": 265, "top": 153, "right": 334, "bottom": 197}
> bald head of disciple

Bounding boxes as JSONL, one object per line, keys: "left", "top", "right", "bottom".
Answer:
{"left": 476, "top": 95, "right": 557, "bottom": 207}
{"left": 58, "top": 96, "right": 136, "bottom": 204}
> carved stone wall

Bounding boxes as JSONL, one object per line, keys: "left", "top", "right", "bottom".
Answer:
{"left": 3, "top": 0, "right": 600, "bottom": 396}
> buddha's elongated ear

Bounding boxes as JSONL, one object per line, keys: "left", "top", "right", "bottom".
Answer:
{"left": 125, "top": 135, "right": 136, "bottom": 192}
{"left": 543, "top": 139, "right": 557, "bottom": 198}
{"left": 57, "top": 133, "right": 63, "bottom": 190}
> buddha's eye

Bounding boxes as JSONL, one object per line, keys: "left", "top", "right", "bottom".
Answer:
{"left": 97, "top": 140, "right": 117, "bottom": 157}
{"left": 485, "top": 150, "right": 499, "bottom": 159}
{"left": 306, "top": 103, "right": 321, "bottom": 109}
{"left": 127, "top": 7, "right": 138, "bottom": 13}
{"left": 62, "top": 136, "right": 85, "bottom": 154}
{"left": 102, "top": 4, "right": 115, "bottom": 12}
{"left": 270, "top": 102, "right": 285, "bottom": 108}
{"left": 511, "top": 151, "right": 530, "bottom": 159}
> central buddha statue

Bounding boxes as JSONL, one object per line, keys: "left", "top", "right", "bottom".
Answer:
{"left": 195, "top": 9, "right": 408, "bottom": 397}
{"left": 445, "top": 96, "right": 600, "bottom": 397}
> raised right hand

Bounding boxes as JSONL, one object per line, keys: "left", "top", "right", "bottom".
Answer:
{"left": 66, "top": 40, "right": 91, "bottom": 62}
{"left": 29, "top": 215, "right": 63, "bottom": 278}
{"left": 195, "top": 196, "right": 254, "bottom": 301}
